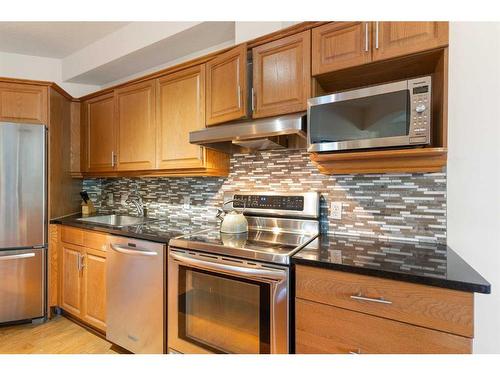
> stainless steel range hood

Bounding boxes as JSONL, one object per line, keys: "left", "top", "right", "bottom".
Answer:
{"left": 189, "top": 112, "right": 307, "bottom": 154}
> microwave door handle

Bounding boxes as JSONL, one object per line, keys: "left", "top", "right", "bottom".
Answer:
{"left": 170, "top": 251, "right": 286, "bottom": 282}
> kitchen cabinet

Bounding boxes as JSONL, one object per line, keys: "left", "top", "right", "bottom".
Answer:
{"left": 82, "top": 248, "right": 107, "bottom": 331}
{"left": 58, "top": 226, "right": 107, "bottom": 332}
{"left": 83, "top": 92, "right": 116, "bottom": 172}
{"left": 115, "top": 80, "right": 156, "bottom": 171}
{"left": 206, "top": 44, "right": 248, "bottom": 125}
{"left": 60, "top": 243, "right": 83, "bottom": 317}
{"left": 252, "top": 30, "right": 311, "bottom": 118}
{"left": 295, "top": 265, "right": 473, "bottom": 354}
{"left": 0, "top": 81, "right": 48, "bottom": 124}
{"left": 373, "top": 22, "right": 449, "bottom": 62}
{"left": 312, "top": 22, "right": 448, "bottom": 75}
{"left": 296, "top": 299, "right": 471, "bottom": 354}
{"left": 156, "top": 64, "right": 228, "bottom": 173}
{"left": 312, "top": 22, "right": 372, "bottom": 75}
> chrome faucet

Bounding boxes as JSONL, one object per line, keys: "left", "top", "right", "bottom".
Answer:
{"left": 126, "top": 189, "right": 145, "bottom": 217}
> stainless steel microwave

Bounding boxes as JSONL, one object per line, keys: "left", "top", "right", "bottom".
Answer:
{"left": 307, "top": 76, "right": 432, "bottom": 152}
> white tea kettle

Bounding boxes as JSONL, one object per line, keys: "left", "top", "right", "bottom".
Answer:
{"left": 217, "top": 199, "right": 248, "bottom": 234}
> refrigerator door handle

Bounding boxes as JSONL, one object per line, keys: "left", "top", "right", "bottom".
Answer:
{"left": 0, "top": 252, "right": 36, "bottom": 261}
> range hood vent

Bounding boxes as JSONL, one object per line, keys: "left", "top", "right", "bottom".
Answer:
{"left": 189, "top": 112, "right": 307, "bottom": 154}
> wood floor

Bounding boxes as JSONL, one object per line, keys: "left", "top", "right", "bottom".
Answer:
{"left": 0, "top": 315, "right": 119, "bottom": 354}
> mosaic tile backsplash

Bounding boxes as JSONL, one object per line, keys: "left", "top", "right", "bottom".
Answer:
{"left": 82, "top": 149, "right": 447, "bottom": 243}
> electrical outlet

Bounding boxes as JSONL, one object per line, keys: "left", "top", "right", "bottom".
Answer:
{"left": 331, "top": 201, "right": 342, "bottom": 220}
{"left": 121, "top": 194, "right": 128, "bottom": 205}
{"left": 107, "top": 193, "right": 114, "bottom": 205}
{"left": 183, "top": 195, "right": 190, "bottom": 209}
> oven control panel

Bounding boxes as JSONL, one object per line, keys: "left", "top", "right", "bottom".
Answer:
{"left": 233, "top": 194, "right": 304, "bottom": 211}
{"left": 224, "top": 191, "right": 319, "bottom": 219}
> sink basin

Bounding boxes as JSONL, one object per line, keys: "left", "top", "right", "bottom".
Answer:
{"left": 76, "top": 214, "right": 157, "bottom": 228}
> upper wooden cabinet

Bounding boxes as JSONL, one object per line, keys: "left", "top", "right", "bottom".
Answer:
{"left": 0, "top": 82, "right": 48, "bottom": 124}
{"left": 83, "top": 93, "right": 115, "bottom": 173}
{"left": 312, "top": 22, "right": 448, "bottom": 75}
{"left": 312, "top": 22, "right": 372, "bottom": 75}
{"left": 115, "top": 80, "right": 156, "bottom": 171}
{"left": 373, "top": 22, "right": 449, "bottom": 61}
{"left": 252, "top": 30, "right": 311, "bottom": 118}
{"left": 156, "top": 65, "right": 207, "bottom": 170}
{"left": 206, "top": 44, "right": 247, "bottom": 125}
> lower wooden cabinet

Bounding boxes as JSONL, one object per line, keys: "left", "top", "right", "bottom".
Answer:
{"left": 81, "top": 248, "right": 107, "bottom": 331}
{"left": 296, "top": 298, "right": 472, "bottom": 354}
{"left": 295, "top": 265, "right": 474, "bottom": 354}
{"left": 60, "top": 243, "right": 83, "bottom": 317}
{"left": 59, "top": 227, "right": 107, "bottom": 332}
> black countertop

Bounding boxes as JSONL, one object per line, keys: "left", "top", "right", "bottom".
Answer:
{"left": 53, "top": 215, "right": 490, "bottom": 294}
{"left": 51, "top": 213, "right": 217, "bottom": 244}
{"left": 292, "top": 235, "right": 490, "bottom": 294}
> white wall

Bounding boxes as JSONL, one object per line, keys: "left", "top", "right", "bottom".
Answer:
{"left": 235, "top": 21, "right": 300, "bottom": 44}
{"left": 448, "top": 22, "right": 500, "bottom": 353}
{"left": 0, "top": 51, "right": 100, "bottom": 97}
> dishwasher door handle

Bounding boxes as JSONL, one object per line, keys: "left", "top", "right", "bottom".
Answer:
{"left": 170, "top": 251, "right": 286, "bottom": 281}
{"left": 110, "top": 244, "right": 158, "bottom": 256}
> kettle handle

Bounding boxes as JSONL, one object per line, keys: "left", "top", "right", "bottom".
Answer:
{"left": 222, "top": 199, "right": 246, "bottom": 212}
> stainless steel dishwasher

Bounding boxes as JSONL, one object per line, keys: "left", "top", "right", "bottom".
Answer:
{"left": 106, "top": 236, "right": 165, "bottom": 354}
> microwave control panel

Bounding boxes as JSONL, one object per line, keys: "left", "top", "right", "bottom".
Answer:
{"left": 408, "top": 76, "right": 432, "bottom": 144}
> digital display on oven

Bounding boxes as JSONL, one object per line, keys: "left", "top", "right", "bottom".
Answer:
{"left": 233, "top": 195, "right": 304, "bottom": 211}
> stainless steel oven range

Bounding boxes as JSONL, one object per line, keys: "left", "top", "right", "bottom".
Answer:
{"left": 168, "top": 191, "right": 320, "bottom": 354}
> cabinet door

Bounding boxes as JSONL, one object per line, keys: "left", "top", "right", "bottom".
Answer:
{"left": 156, "top": 65, "right": 206, "bottom": 170}
{"left": 84, "top": 93, "right": 115, "bottom": 172}
{"left": 373, "top": 22, "right": 449, "bottom": 61}
{"left": 82, "top": 249, "right": 107, "bottom": 331}
{"left": 206, "top": 44, "right": 247, "bottom": 125}
{"left": 0, "top": 82, "right": 47, "bottom": 124}
{"left": 60, "top": 243, "right": 83, "bottom": 317}
{"left": 115, "top": 80, "right": 156, "bottom": 171}
{"left": 252, "top": 30, "right": 311, "bottom": 118}
{"left": 312, "top": 22, "right": 372, "bottom": 75}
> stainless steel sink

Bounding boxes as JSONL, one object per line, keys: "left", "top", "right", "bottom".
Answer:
{"left": 76, "top": 214, "right": 157, "bottom": 228}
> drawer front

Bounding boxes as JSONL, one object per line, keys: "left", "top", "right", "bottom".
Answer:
{"left": 83, "top": 230, "right": 108, "bottom": 253}
{"left": 296, "top": 265, "right": 473, "bottom": 337}
{"left": 61, "top": 226, "right": 84, "bottom": 246}
{"left": 296, "top": 298, "right": 472, "bottom": 354}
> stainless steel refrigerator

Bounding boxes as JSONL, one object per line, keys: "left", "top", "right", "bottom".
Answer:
{"left": 0, "top": 122, "right": 46, "bottom": 324}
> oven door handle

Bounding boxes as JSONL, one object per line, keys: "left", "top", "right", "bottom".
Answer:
{"left": 170, "top": 251, "right": 286, "bottom": 282}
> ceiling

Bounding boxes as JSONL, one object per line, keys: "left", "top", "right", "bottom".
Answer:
{"left": 0, "top": 22, "right": 130, "bottom": 58}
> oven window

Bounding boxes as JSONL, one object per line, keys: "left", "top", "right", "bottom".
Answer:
{"left": 310, "top": 90, "right": 410, "bottom": 144}
{"left": 178, "top": 266, "right": 271, "bottom": 354}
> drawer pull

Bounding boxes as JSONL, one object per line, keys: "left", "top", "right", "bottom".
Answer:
{"left": 350, "top": 293, "right": 392, "bottom": 305}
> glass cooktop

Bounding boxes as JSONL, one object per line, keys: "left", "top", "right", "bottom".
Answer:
{"left": 169, "top": 229, "right": 319, "bottom": 265}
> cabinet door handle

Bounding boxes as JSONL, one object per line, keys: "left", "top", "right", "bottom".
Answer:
{"left": 375, "top": 22, "right": 379, "bottom": 49}
{"left": 237, "top": 85, "right": 241, "bottom": 108}
{"left": 80, "top": 254, "right": 85, "bottom": 270}
{"left": 251, "top": 87, "right": 255, "bottom": 112}
{"left": 349, "top": 349, "right": 361, "bottom": 354}
{"left": 350, "top": 293, "right": 392, "bottom": 305}
{"left": 364, "top": 22, "right": 369, "bottom": 52}
{"left": 111, "top": 151, "right": 115, "bottom": 167}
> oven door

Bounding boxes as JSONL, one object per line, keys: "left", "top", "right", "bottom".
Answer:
{"left": 168, "top": 248, "right": 289, "bottom": 354}
{"left": 307, "top": 80, "right": 419, "bottom": 152}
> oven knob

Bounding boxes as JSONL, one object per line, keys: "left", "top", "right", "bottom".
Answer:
{"left": 415, "top": 104, "right": 426, "bottom": 113}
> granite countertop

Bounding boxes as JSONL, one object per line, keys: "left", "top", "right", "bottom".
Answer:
{"left": 51, "top": 213, "right": 218, "bottom": 244}
{"left": 293, "top": 235, "right": 491, "bottom": 294}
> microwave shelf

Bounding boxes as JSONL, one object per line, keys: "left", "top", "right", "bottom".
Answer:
{"left": 310, "top": 147, "right": 447, "bottom": 175}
